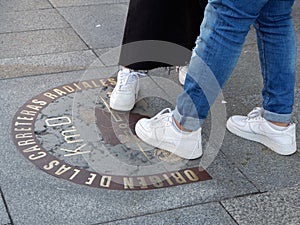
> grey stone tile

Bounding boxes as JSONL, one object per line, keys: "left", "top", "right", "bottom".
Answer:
{"left": 0, "top": 140, "right": 255, "bottom": 225}
{"left": 292, "top": 0, "right": 300, "bottom": 24}
{"left": 0, "top": 193, "right": 10, "bottom": 225}
{"left": 58, "top": 4, "right": 127, "bottom": 49}
{"left": 0, "top": 71, "right": 256, "bottom": 225}
{"left": 297, "top": 35, "right": 300, "bottom": 85}
{"left": 244, "top": 25, "right": 257, "bottom": 46}
{"left": 220, "top": 42, "right": 300, "bottom": 192}
{"left": 222, "top": 185, "right": 300, "bottom": 225}
{"left": 218, "top": 22, "right": 300, "bottom": 192}
{"left": 0, "top": 9, "right": 69, "bottom": 34}
{"left": 0, "top": 0, "right": 52, "bottom": 12}
{"left": 95, "top": 48, "right": 111, "bottom": 56}
{"left": 49, "top": 0, "right": 128, "bottom": 7}
{"left": 0, "top": 28, "right": 88, "bottom": 59}
{"left": 102, "top": 202, "right": 237, "bottom": 225}
{"left": 0, "top": 50, "right": 103, "bottom": 79}
{"left": 95, "top": 47, "right": 120, "bottom": 66}
{"left": 221, "top": 131, "right": 300, "bottom": 192}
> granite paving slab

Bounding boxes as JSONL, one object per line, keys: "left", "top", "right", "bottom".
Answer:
{"left": 97, "top": 46, "right": 124, "bottom": 68}
{"left": 297, "top": 46, "right": 300, "bottom": 85}
{"left": 0, "top": 70, "right": 257, "bottom": 225}
{"left": 244, "top": 25, "right": 257, "bottom": 46}
{"left": 221, "top": 185, "right": 300, "bottom": 225}
{"left": 0, "top": 9, "right": 69, "bottom": 34}
{"left": 49, "top": 0, "right": 128, "bottom": 7}
{"left": 0, "top": 28, "right": 88, "bottom": 59}
{"left": 220, "top": 23, "right": 300, "bottom": 192}
{"left": 94, "top": 48, "right": 117, "bottom": 66}
{"left": 220, "top": 131, "right": 300, "bottom": 192}
{"left": 58, "top": 4, "right": 127, "bottom": 49}
{"left": 102, "top": 202, "right": 237, "bottom": 225}
{"left": 0, "top": 50, "right": 102, "bottom": 79}
{"left": 221, "top": 85, "right": 300, "bottom": 192}
{"left": 292, "top": 0, "right": 300, "bottom": 27}
{"left": 0, "top": 0, "right": 52, "bottom": 12}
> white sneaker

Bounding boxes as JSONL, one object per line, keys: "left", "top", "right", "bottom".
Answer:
{"left": 135, "top": 108, "right": 202, "bottom": 159}
{"left": 177, "top": 65, "right": 188, "bottom": 85}
{"left": 110, "top": 68, "right": 145, "bottom": 111}
{"left": 226, "top": 107, "right": 297, "bottom": 155}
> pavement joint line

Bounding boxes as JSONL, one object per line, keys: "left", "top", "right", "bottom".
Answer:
{"left": 220, "top": 190, "right": 268, "bottom": 203}
{"left": 94, "top": 199, "right": 239, "bottom": 225}
{"left": 12, "top": 63, "right": 120, "bottom": 81}
{"left": 219, "top": 201, "right": 239, "bottom": 225}
{"left": 52, "top": 8, "right": 101, "bottom": 52}
{"left": 0, "top": 68, "right": 89, "bottom": 82}
{"left": 46, "top": 0, "right": 56, "bottom": 9}
{"left": 147, "top": 74, "right": 177, "bottom": 101}
{"left": 54, "top": 3, "right": 128, "bottom": 55}
{"left": 1, "top": 7, "right": 58, "bottom": 14}
{"left": 0, "top": 8, "right": 52, "bottom": 13}
{"left": 52, "top": 2, "right": 129, "bottom": 10}
{"left": 0, "top": 49, "right": 96, "bottom": 60}
{"left": 0, "top": 49, "right": 101, "bottom": 69}
{"left": 92, "top": 48, "right": 108, "bottom": 66}
{"left": 51, "top": 7, "right": 110, "bottom": 52}
{"left": 0, "top": 187, "right": 14, "bottom": 225}
{"left": 0, "top": 49, "right": 97, "bottom": 66}
{"left": 0, "top": 65, "right": 109, "bottom": 82}
{"left": 0, "top": 26, "right": 76, "bottom": 36}
{"left": 92, "top": 203, "right": 206, "bottom": 224}
{"left": 219, "top": 150, "right": 261, "bottom": 192}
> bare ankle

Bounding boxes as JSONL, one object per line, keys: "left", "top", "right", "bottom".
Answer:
{"left": 173, "top": 118, "right": 193, "bottom": 132}
{"left": 269, "top": 121, "right": 289, "bottom": 127}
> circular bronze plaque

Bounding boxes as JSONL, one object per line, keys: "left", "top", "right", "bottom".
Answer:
{"left": 12, "top": 77, "right": 212, "bottom": 190}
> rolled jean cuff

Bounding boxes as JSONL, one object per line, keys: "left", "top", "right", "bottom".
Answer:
{"left": 173, "top": 106, "right": 204, "bottom": 131}
{"left": 263, "top": 108, "right": 292, "bottom": 123}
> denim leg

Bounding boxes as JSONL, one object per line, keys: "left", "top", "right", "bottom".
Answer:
{"left": 254, "top": 0, "right": 296, "bottom": 123}
{"left": 174, "top": 0, "right": 269, "bottom": 131}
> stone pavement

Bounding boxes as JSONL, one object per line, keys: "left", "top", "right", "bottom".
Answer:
{"left": 0, "top": 1, "right": 300, "bottom": 224}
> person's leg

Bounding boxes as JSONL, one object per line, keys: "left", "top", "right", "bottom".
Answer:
{"left": 255, "top": 0, "right": 296, "bottom": 124}
{"left": 119, "top": 0, "right": 206, "bottom": 70}
{"left": 227, "top": 0, "right": 297, "bottom": 155}
{"left": 135, "top": 0, "right": 270, "bottom": 159}
{"left": 113, "top": 0, "right": 207, "bottom": 111}
{"left": 173, "top": 0, "right": 269, "bottom": 131}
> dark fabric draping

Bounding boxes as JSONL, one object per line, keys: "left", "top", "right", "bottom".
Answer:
{"left": 119, "top": 0, "right": 207, "bottom": 70}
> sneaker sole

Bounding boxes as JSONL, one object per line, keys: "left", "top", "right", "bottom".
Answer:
{"left": 226, "top": 118, "right": 296, "bottom": 156}
{"left": 135, "top": 121, "right": 202, "bottom": 159}
{"left": 109, "top": 87, "right": 138, "bottom": 111}
{"left": 109, "top": 101, "right": 135, "bottom": 111}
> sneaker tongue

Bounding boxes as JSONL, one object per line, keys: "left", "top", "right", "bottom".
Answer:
{"left": 119, "top": 74, "right": 136, "bottom": 85}
{"left": 118, "top": 74, "right": 137, "bottom": 91}
{"left": 248, "top": 107, "right": 262, "bottom": 118}
{"left": 126, "top": 75, "right": 137, "bottom": 83}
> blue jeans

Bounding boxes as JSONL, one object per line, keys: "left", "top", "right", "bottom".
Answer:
{"left": 173, "top": 0, "right": 296, "bottom": 131}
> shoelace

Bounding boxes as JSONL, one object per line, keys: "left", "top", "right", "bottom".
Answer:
{"left": 118, "top": 71, "right": 146, "bottom": 90}
{"left": 247, "top": 107, "right": 263, "bottom": 120}
{"left": 151, "top": 108, "right": 172, "bottom": 122}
